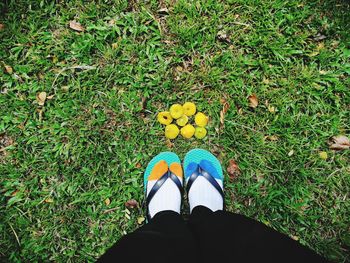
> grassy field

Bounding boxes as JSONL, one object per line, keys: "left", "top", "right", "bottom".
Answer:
{"left": 1, "top": 0, "right": 350, "bottom": 262}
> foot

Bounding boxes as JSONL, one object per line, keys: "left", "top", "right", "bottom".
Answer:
{"left": 184, "top": 149, "right": 224, "bottom": 212}
{"left": 144, "top": 153, "right": 183, "bottom": 220}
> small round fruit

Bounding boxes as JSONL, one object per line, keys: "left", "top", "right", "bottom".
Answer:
{"left": 183, "top": 102, "right": 196, "bottom": 116}
{"left": 195, "top": 112, "right": 208, "bottom": 127}
{"left": 169, "top": 104, "right": 184, "bottom": 119}
{"left": 157, "top": 111, "right": 173, "bottom": 125}
{"left": 194, "top": 127, "right": 207, "bottom": 139}
{"left": 180, "top": 124, "right": 195, "bottom": 139}
{"left": 176, "top": 115, "right": 188, "bottom": 126}
{"left": 165, "top": 124, "right": 179, "bottom": 139}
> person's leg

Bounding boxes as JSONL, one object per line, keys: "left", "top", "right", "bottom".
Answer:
{"left": 183, "top": 149, "right": 329, "bottom": 263}
{"left": 98, "top": 210, "right": 197, "bottom": 263}
{"left": 98, "top": 152, "right": 198, "bottom": 263}
{"left": 189, "top": 205, "right": 329, "bottom": 263}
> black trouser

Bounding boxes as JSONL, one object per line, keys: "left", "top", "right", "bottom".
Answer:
{"left": 98, "top": 206, "right": 329, "bottom": 263}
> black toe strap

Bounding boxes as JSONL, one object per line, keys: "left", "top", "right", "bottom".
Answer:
{"left": 146, "top": 170, "right": 183, "bottom": 221}
{"left": 186, "top": 165, "right": 224, "bottom": 200}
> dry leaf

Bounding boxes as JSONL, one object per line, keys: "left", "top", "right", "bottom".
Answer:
{"left": 166, "top": 139, "right": 174, "bottom": 148}
{"left": 47, "top": 94, "right": 55, "bottom": 100}
{"left": 44, "top": 198, "right": 54, "bottom": 203}
{"left": 248, "top": 94, "right": 258, "bottom": 108}
{"left": 125, "top": 199, "right": 139, "bottom": 209}
{"left": 265, "top": 135, "right": 279, "bottom": 141}
{"left": 0, "top": 23, "right": 4, "bottom": 31}
{"left": 319, "top": 151, "right": 328, "bottom": 160}
{"left": 135, "top": 162, "right": 142, "bottom": 169}
{"left": 329, "top": 135, "right": 350, "bottom": 150}
{"left": 36, "top": 92, "right": 47, "bottom": 106}
{"left": 158, "top": 7, "right": 169, "bottom": 15}
{"left": 69, "top": 20, "right": 85, "bottom": 32}
{"left": 288, "top": 150, "right": 294, "bottom": 156}
{"left": 137, "top": 216, "right": 145, "bottom": 225}
{"left": 4, "top": 65, "right": 13, "bottom": 74}
{"left": 104, "top": 198, "right": 111, "bottom": 206}
{"left": 268, "top": 105, "right": 276, "bottom": 113}
{"left": 217, "top": 30, "right": 231, "bottom": 43}
{"left": 227, "top": 159, "right": 240, "bottom": 180}
{"left": 111, "top": 42, "right": 118, "bottom": 49}
{"left": 220, "top": 100, "right": 230, "bottom": 128}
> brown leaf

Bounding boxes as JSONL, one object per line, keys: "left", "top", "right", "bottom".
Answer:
{"left": 104, "top": 198, "right": 111, "bottom": 206}
{"left": 135, "top": 162, "right": 142, "bottom": 169}
{"left": 248, "top": 94, "right": 258, "bottom": 108}
{"left": 125, "top": 199, "right": 139, "bottom": 209}
{"left": 220, "top": 100, "right": 230, "bottom": 128}
{"left": 36, "top": 92, "right": 47, "bottom": 106}
{"left": 329, "top": 135, "right": 350, "bottom": 150}
{"left": 166, "top": 139, "right": 174, "bottom": 148}
{"left": 265, "top": 135, "right": 279, "bottom": 141}
{"left": 227, "top": 159, "right": 240, "bottom": 180}
{"left": 0, "top": 23, "right": 4, "bottom": 31}
{"left": 4, "top": 65, "right": 13, "bottom": 74}
{"left": 69, "top": 20, "right": 85, "bottom": 32}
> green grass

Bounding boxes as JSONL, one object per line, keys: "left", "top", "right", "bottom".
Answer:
{"left": 1, "top": 0, "right": 350, "bottom": 262}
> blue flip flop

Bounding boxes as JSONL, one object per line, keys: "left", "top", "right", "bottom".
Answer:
{"left": 183, "top": 149, "right": 224, "bottom": 206}
{"left": 144, "top": 152, "right": 183, "bottom": 221}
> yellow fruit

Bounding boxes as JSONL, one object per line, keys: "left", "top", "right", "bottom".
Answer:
{"left": 194, "top": 127, "right": 207, "bottom": 139}
{"left": 169, "top": 104, "right": 184, "bottom": 119}
{"left": 157, "top": 111, "right": 173, "bottom": 125}
{"left": 180, "top": 124, "right": 195, "bottom": 139}
{"left": 176, "top": 115, "right": 188, "bottom": 126}
{"left": 165, "top": 124, "right": 179, "bottom": 139}
{"left": 195, "top": 112, "right": 208, "bottom": 127}
{"left": 183, "top": 102, "right": 196, "bottom": 116}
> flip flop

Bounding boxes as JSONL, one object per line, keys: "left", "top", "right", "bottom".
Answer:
{"left": 183, "top": 149, "right": 224, "bottom": 207}
{"left": 144, "top": 152, "right": 183, "bottom": 221}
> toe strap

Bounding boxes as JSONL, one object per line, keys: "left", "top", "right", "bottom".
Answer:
{"left": 146, "top": 170, "right": 183, "bottom": 220}
{"left": 186, "top": 165, "right": 224, "bottom": 200}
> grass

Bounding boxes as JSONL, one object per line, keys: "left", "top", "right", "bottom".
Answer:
{"left": 0, "top": 0, "right": 349, "bottom": 262}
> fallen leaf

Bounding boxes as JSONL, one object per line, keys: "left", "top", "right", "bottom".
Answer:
{"left": 291, "top": 235, "right": 299, "bottom": 241}
{"left": 69, "top": 20, "right": 85, "bottom": 32}
{"left": 220, "top": 99, "right": 230, "bottom": 128}
{"left": 125, "top": 199, "right": 139, "bottom": 209}
{"left": 47, "top": 94, "right": 55, "bottom": 100}
{"left": 137, "top": 216, "right": 145, "bottom": 225}
{"left": 111, "top": 42, "right": 118, "bottom": 49}
{"left": 288, "top": 150, "right": 294, "bottom": 156}
{"left": 158, "top": 7, "right": 169, "bottom": 15}
{"left": 44, "top": 198, "right": 54, "bottom": 203}
{"left": 36, "top": 92, "right": 47, "bottom": 106}
{"left": 104, "top": 198, "right": 111, "bottom": 206}
{"left": 4, "top": 65, "right": 13, "bottom": 74}
{"left": 265, "top": 135, "right": 279, "bottom": 141}
{"left": 217, "top": 30, "right": 231, "bottom": 43}
{"left": 166, "top": 139, "right": 174, "bottom": 148}
{"left": 319, "top": 151, "right": 328, "bottom": 160}
{"left": 248, "top": 94, "right": 258, "bottom": 108}
{"left": 0, "top": 23, "right": 4, "bottom": 31}
{"left": 329, "top": 135, "right": 350, "bottom": 150}
{"left": 135, "top": 163, "right": 142, "bottom": 168}
{"left": 268, "top": 105, "right": 276, "bottom": 113}
{"left": 227, "top": 159, "right": 240, "bottom": 180}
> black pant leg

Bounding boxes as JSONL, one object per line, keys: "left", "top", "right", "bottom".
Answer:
{"left": 188, "top": 206, "right": 330, "bottom": 263}
{"left": 97, "top": 211, "right": 198, "bottom": 263}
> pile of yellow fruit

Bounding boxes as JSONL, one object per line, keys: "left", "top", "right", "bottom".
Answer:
{"left": 157, "top": 102, "right": 209, "bottom": 139}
